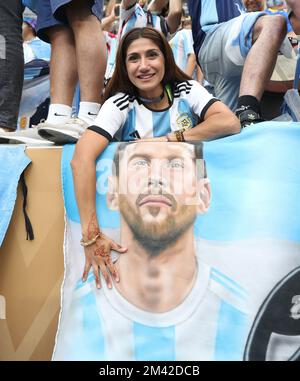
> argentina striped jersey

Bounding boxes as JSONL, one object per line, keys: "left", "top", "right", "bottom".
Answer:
{"left": 52, "top": 260, "right": 249, "bottom": 361}
{"left": 188, "top": 0, "right": 245, "bottom": 57}
{"left": 120, "top": 4, "right": 170, "bottom": 39}
{"left": 169, "top": 29, "right": 195, "bottom": 72}
{"left": 89, "top": 80, "right": 218, "bottom": 141}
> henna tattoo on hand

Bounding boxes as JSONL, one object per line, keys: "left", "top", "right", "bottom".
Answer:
{"left": 94, "top": 243, "right": 107, "bottom": 258}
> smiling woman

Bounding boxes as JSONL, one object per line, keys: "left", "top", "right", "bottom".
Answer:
{"left": 125, "top": 39, "right": 166, "bottom": 101}
{"left": 97, "top": 27, "right": 240, "bottom": 141}
{"left": 70, "top": 27, "right": 240, "bottom": 289}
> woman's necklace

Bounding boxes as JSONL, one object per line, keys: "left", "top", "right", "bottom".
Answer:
{"left": 138, "top": 89, "right": 165, "bottom": 104}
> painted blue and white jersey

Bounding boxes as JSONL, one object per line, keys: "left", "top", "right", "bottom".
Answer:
{"left": 89, "top": 80, "right": 218, "bottom": 141}
{"left": 119, "top": 3, "right": 170, "bottom": 39}
{"left": 188, "top": 0, "right": 245, "bottom": 57}
{"left": 169, "top": 29, "right": 195, "bottom": 73}
{"left": 52, "top": 260, "right": 249, "bottom": 361}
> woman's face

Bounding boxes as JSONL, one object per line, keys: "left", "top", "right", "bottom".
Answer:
{"left": 125, "top": 38, "right": 165, "bottom": 98}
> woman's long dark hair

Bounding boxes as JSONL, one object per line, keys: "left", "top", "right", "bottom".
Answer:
{"left": 102, "top": 27, "right": 192, "bottom": 103}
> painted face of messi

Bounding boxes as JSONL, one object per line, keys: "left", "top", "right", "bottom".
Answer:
{"left": 108, "top": 142, "right": 211, "bottom": 256}
{"left": 125, "top": 38, "right": 165, "bottom": 100}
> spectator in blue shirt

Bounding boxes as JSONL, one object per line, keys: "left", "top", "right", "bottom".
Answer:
{"left": 188, "top": 0, "right": 287, "bottom": 128}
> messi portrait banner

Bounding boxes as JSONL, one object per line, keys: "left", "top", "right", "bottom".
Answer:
{"left": 55, "top": 122, "right": 300, "bottom": 361}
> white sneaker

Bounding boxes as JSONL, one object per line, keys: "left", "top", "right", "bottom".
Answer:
{"left": 0, "top": 127, "right": 54, "bottom": 146}
{"left": 37, "top": 117, "right": 88, "bottom": 144}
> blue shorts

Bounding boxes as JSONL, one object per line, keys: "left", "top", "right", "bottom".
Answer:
{"left": 36, "top": 0, "right": 104, "bottom": 43}
{"left": 198, "top": 12, "right": 265, "bottom": 111}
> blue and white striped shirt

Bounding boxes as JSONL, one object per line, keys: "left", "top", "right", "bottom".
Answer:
{"left": 90, "top": 80, "right": 218, "bottom": 141}
{"left": 169, "top": 29, "right": 195, "bottom": 73}
{"left": 120, "top": 4, "right": 170, "bottom": 39}
{"left": 52, "top": 260, "right": 249, "bottom": 361}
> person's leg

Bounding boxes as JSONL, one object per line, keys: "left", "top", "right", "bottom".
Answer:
{"left": 239, "top": 14, "right": 287, "bottom": 101}
{"left": 199, "top": 12, "right": 286, "bottom": 123}
{"left": 0, "top": 0, "right": 24, "bottom": 131}
{"left": 36, "top": 0, "right": 77, "bottom": 125}
{"left": 37, "top": 0, "right": 106, "bottom": 144}
{"left": 65, "top": 0, "right": 107, "bottom": 123}
{"left": 197, "top": 18, "right": 245, "bottom": 110}
{"left": 46, "top": 24, "right": 78, "bottom": 121}
{"left": 236, "top": 14, "right": 286, "bottom": 126}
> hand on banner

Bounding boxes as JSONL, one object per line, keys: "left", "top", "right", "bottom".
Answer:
{"left": 82, "top": 233, "right": 128, "bottom": 289}
{"left": 81, "top": 214, "right": 127, "bottom": 289}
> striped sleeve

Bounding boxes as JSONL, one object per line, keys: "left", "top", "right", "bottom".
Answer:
{"left": 185, "top": 80, "right": 219, "bottom": 121}
{"left": 90, "top": 94, "right": 129, "bottom": 140}
{"left": 209, "top": 267, "right": 248, "bottom": 314}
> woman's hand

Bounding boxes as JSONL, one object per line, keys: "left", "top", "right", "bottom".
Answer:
{"left": 82, "top": 232, "right": 127, "bottom": 289}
